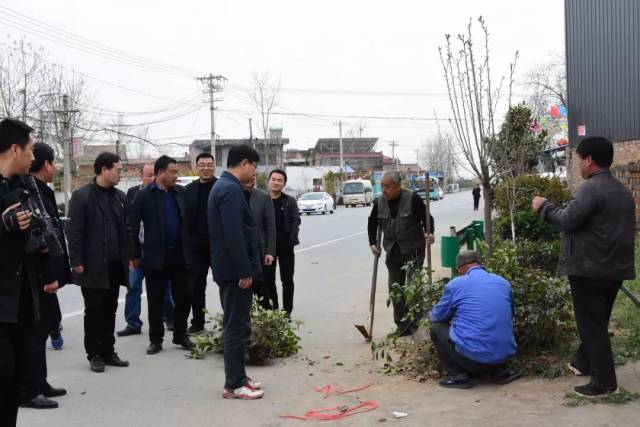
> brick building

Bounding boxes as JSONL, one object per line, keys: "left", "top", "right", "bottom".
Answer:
{"left": 565, "top": 0, "right": 640, "bottom": 225}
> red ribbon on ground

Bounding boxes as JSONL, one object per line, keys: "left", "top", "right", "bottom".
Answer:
{"left": 313, "top": 383, "right": 374, "bottom": 398}
{"left": 279, "top": 401, "right": 378, "bottom": 421}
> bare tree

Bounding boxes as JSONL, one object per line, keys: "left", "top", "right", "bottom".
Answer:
{"left": 525, "top": 53, "right": 566, "bottom": 143}
{"left": 420, "top": 130, "right": 458, "bottom": 186}
{"left": 251, "top": 71, "right": 280, "bottom": 139}
{"left": 0, "top": 37, "right": 49, "bottom": 122}
{"left": 438, "top": 16, "right": 518, "bottom": 254}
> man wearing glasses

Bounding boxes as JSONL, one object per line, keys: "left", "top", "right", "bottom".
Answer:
{"left": 184, "top": 153, "right": 217, "bottom": 334}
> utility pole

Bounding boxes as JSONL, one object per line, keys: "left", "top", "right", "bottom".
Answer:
{"left": 39, "top": 110, "right": 45, "bottom": 143}
{"left": 59, "top": 94, "right": 78, "bottom": 217}
{"left": 249, "top": 117, "right": 254, "bottom": 148}
{"left": 415, "top": 149, "right": 421, "bottom": 175}
{"left": 389, "top": 140, "right": 399, "bottom": 172}
{"left": 196, "top": 74, "right": 226, "bottom": 161}
{"left": 337, "top": 120, "right": 344, "bottom": 174}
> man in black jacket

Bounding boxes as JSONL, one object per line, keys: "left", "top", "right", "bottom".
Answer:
{"left": 184, "top": 152, "right": 217, "bottom": 334}
{"left": 533, "top": 137, "right": 636, "bottom": 398}
{"left": 18, "top": 143, "right": 71, "bottom": 409}
{"left": 264, "top": 169, "right": 301, "bottom": 317}
{"left": 0, "top": 118, "right": 58, "bottom": 425}
{"left": 131, "top": 155, "right": 195, "bottom": 355}
{"left": 117, "top": 164, "right": 175, "bottom": 336}
{"left": 67, "top": 152, "right": 132, "bottom": 373}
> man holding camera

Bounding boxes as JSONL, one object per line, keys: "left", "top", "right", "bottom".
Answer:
{"left": 67, "top": 152, "right": 133, "bottom": 373}
{"left": 0, "top": 118, "right": 59, "bottom": 425}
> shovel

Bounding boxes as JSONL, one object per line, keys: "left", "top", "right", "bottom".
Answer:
{"left": 355, "top": 227, "right": 382, "bottom": 342}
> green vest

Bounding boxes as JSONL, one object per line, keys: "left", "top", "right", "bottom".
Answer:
{"left": 378, "top": 189, "right": 425, "bottom": 255}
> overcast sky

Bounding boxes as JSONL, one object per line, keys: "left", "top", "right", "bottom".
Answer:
{"left": 1, "top": 0, "right": 565, "bottom": 162}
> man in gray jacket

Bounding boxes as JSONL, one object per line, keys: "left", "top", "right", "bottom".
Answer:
{"left": 533, "top": 136, "right": 636, "bottom": 398}
{"left": 244, "top": 176, "right": 275, "bottom": 308}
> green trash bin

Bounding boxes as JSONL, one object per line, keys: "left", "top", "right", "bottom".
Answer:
{"left": 472, "top": 220, "right": 485, "bottom": 240}
{"left": 441, "top": 236, "right": 460, "bottom": 269}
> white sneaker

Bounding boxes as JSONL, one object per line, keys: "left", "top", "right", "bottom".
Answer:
{"left": 223, "top": 386, "right": 264, "bottom": 400}
{"left": 246, "top": 377, "right": 262, "bottom": 390}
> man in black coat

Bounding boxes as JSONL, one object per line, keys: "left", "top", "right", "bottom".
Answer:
{"left": 18, "top": 143, "right": 71, "bottom": 409}
{"left": 184, "top": 152, "right": 217, "bottom": 334}
{"left": 264, "top": 169, "right": 301, "bottom": 317}
{"left": 130, "top": 155, "right": 195, "bottom": 355}
{"left": 472, "top": 184, "right": 481, "bottom": 211}
{"left": 533, "top": 137, "right": 636, "bottom": 398}
{"left": 67, "top": 152, "right": 132, "bottom": 373}
{"left": 0, "top": 118, "right": 58, "bottom": 425}
{"left": 117, "top": 164, "right": 175, "bottom": 336}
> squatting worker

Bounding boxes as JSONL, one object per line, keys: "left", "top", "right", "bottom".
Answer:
{"left": 367, "top": 171, "right": 434, "bottom": 337}
{"left": 533, "top": 136, "right": 636, "bottom": 399}
{"left": 208, "top": 144, "right": 264, "bottom": 400}
{"left": 430, "top": 251, "right": 518, "bottom": 389}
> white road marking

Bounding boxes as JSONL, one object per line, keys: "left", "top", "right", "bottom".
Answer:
{"left": 62, "top": 231, "right": 366, "bottom": 318}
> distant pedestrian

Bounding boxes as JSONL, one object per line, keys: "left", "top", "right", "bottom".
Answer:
{"left": 472, "top": 184, "right": 481, "bottom": 211}
{"left": 264, "top": 169, "right": 301, "bottom": 318}
{"left": 209, "top": 144, "right": 264, "bottom": 400}
{"left": 184, "top": 152, "right": 218, "bottom": 334}
{"left": 130, "top": 156, "right": 195, "bottom": 355}
{"left": 533, "top": 136, "right": 636, "bottom": 398}
{"left": 67, "top": 152, "right": 132, "bottom": 373}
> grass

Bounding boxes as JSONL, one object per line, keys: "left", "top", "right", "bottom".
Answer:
{"left": 610, "top": 243, "right": 640, "bottom": 365}
{"left": 563, "top": 387, "right": 640, "bottom": 408}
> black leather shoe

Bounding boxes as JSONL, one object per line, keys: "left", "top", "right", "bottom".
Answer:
{"left": 172, "top": 335, "right": 196, "bottom": 349}
{"left": 21, "top": 394, "right": 59, "bottom": 409}
{"left": 90, "top": 355, "right": 105, "bottom": 373}
{"left": 146, "top": 342, "right": 163, "bottom": 355}
{"left": 43, "top": 383, "right": 67, "bottom": 397}
{"left": 103, "top": 352, "right": 130, "bottom": 367}
{"left": 165, "top": 320, "right": 175, "bottom": 332}
{"left": 187, "top": 325, "right": 204, "bottom": 335}
{"left": 116, "top": 327, "right": 142, "bottom": 337}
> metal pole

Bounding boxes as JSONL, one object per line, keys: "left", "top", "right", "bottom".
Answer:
{"left": 209, "top": 83, "right": 215, "bottom": 158}
{"left": 424, "top": 171, "right": 433, "bottom": 285}
{"left": 339, "top": 120, "right": 344, "bottom": 175}
{"left": 62, "top": 94, "right": 71, "bottom": 217}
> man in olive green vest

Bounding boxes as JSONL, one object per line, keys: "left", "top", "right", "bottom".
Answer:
{"left": 367, "top": 172, "right": 434, "bottom": 337}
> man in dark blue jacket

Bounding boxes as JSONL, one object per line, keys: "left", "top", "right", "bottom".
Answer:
{"left": 208, "top": 144, "right": 264, "bottom": 400}
{"left": 130, "top": 156, "right": 195, "bottom": 355}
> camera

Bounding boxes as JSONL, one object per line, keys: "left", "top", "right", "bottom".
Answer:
{"left": 7, "top": 175, "right": 63, "bottom": 258}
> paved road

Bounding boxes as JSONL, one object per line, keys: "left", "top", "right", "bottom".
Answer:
{"left": 20, "top": 191, "right": 483, "bottom": 426}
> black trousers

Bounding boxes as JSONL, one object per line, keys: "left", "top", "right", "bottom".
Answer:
{"left": 385, "top": 246, "right": 424, "bottom": 330}
{"left": 81, "top": 262, "right": 123, "bottom": 359}
{"left": 145, "top": 248, "right": 191, "bottom": 343}
{"left": 473, "top": 197, "right": 480, "bottom": 210}
{"left": 569, "top": 276, "right": 622, "bottom": 391}
{"left": 21, "top": 294, "right": 58, "bottom": 400}
{"left": 264, "top": 249, "right": 295, "bottom": 315}
{"left": 189, "top": 242, "right": 213, "bottom": 329}
{"left": 219, "top": 280, "right": 252, "bottom": 390}
{"left": 251, "top": 278, "right": 271, "bottom": 310}
{"left": 430, "top": 322, "right": 504, "bottom": 376}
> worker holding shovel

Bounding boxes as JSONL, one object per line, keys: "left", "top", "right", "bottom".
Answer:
{"left": 364, "top": 172, "right": 435, "bottom": 338}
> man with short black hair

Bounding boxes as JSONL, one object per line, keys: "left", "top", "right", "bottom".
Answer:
{"left": 19, "top": 142, "right": 71, "bottom": 408}
{"left": 117, "top": 163, "right": 176, "bottom": 337}
{"left": 533, "top": 136, "right": 636, "bottom": 398}
{"left": 209, "top": 144, "right": 264, "bottom": 399}
{"left": 430, "top": 251, "right": 518, "bottom": 389}
{"left": 68, "top": 152, "right": 132, "bottom": 373}
{"left": 264, "top": 169, "right": 300, "bottom": 316}
{"left": 185, "top": 152, "right": 218, "bottom": 334}
{"left": 131, "top": 155, "right": 195, "bottom": 355}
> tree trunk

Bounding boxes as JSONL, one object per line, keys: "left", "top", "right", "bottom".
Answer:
{"left": 482, "top": 182, "right": 494, "bottom": 256}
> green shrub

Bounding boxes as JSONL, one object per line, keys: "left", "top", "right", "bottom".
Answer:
{"left": 480, "top": 239, "right": 573, "bottom": 353}
{"left": 494, "top": 210, "right": 561, "bottom": 243}
{"left": 493, "top": 175, "right": 570, "bottom": 217}
{"left": 189, "top": 300, "right": 302, "bottom": 364}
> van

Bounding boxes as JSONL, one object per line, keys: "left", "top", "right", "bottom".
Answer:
{"left": 342, "top": 179, "right": 373, "bottom": 207}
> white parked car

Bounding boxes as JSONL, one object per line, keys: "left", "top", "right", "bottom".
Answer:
{"left": 297, "top": 192, "right": 335, "bottom": 215}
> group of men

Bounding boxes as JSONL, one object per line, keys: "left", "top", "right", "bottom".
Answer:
{"left": 371, "top": 136, "right": 635, "bottom": 398}
{"left": 0, "top": 118, "right": 301, "bottom": 424}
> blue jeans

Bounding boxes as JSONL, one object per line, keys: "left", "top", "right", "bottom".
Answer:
{"left": 124, "top": 267, "right": 175, "bottom": 330}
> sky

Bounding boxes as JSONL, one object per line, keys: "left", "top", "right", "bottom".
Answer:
{"left": 0, "top": 0, "right": 565, "bottom": 163}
